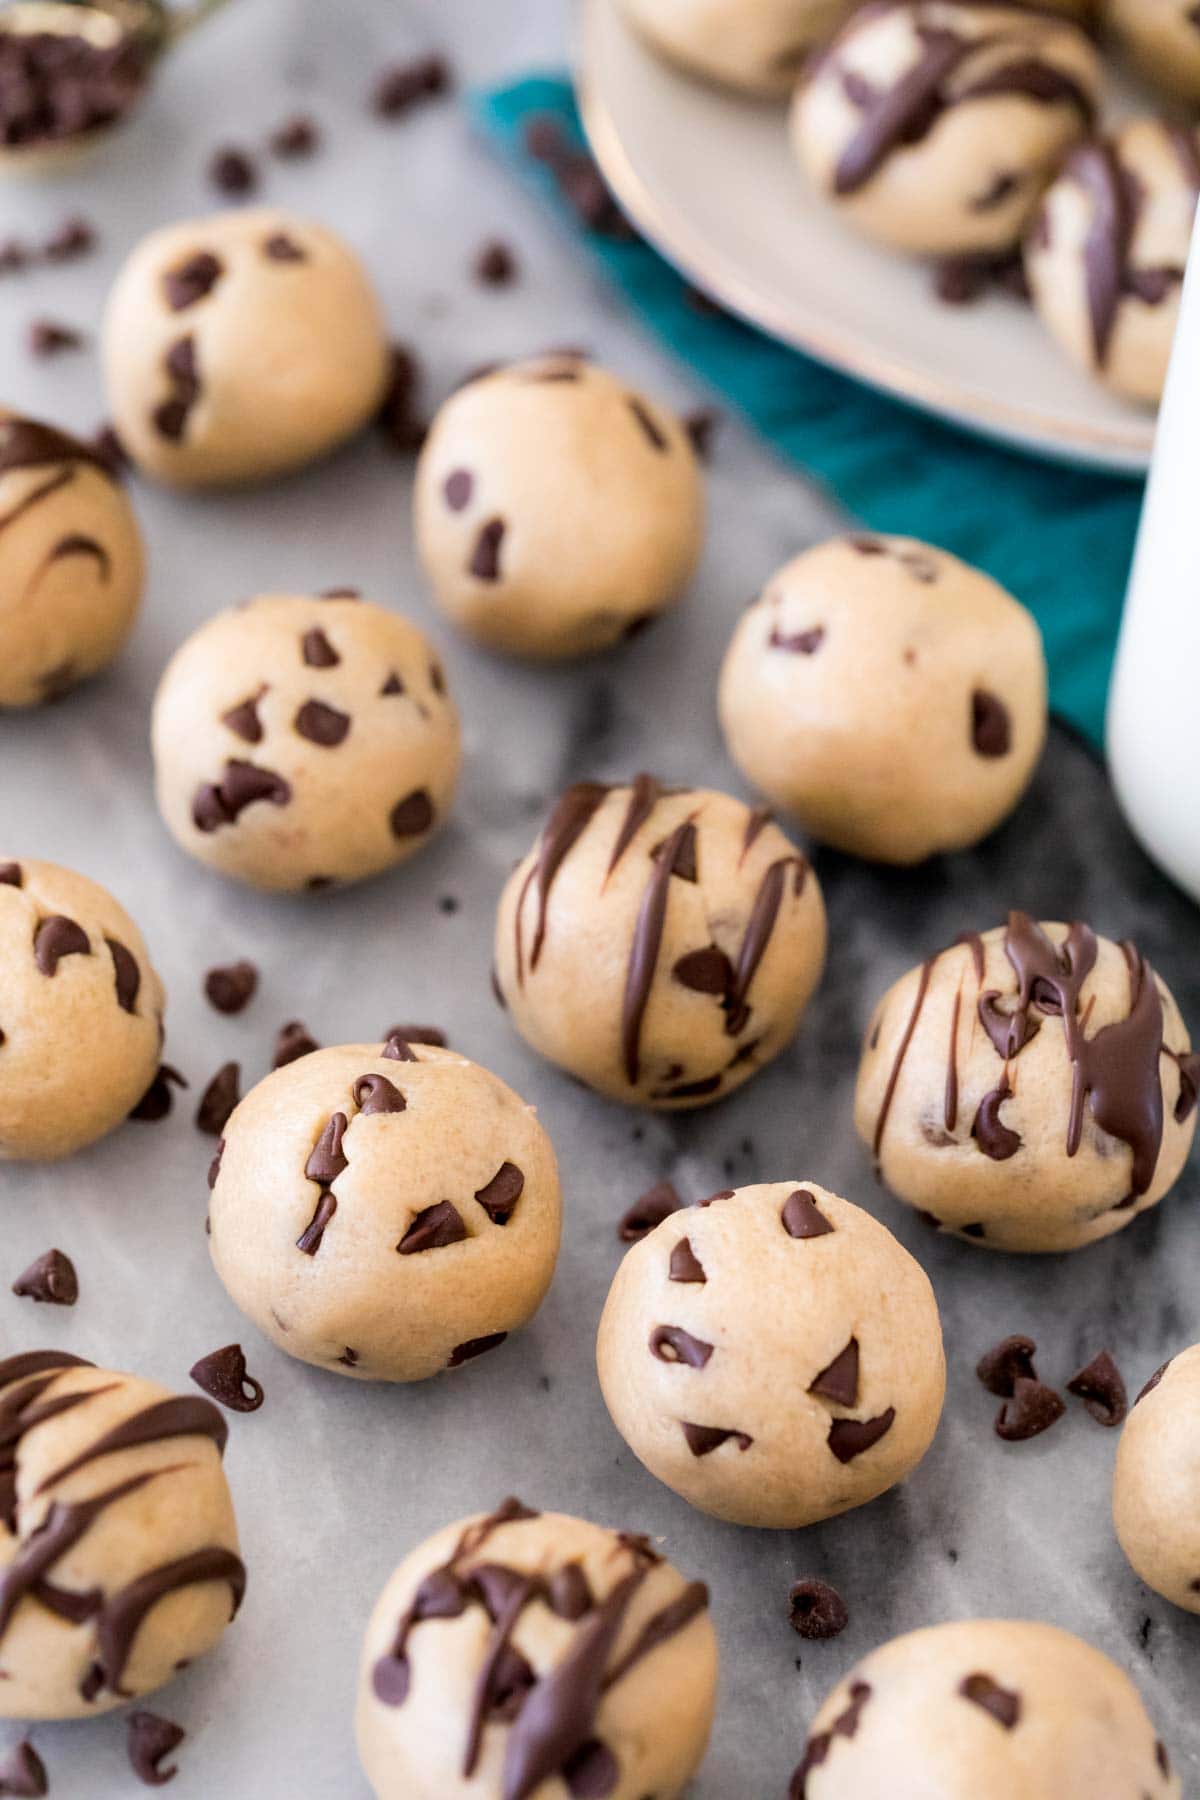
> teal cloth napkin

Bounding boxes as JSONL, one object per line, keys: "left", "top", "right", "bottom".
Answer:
{"left": 474, "top": 75, "right": 1147, "bottom": 749}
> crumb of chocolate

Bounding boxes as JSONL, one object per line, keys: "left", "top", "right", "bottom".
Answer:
{"left": 43, "top": 215, "right": 96, "bottom": 262}
{"left": 372, "top": 54, "right": 451, "bottom": 118}
{"left": 268, "top": 113, "right": 320, "bottom": 158}
{"left": 28, "top": 317, "right": 84, "bottom": 357}
{"left": 474, "top": 239, "right": 517, "bottom": 287}
{"left": 209, "top": 145, "right": 257, "bottom": 196}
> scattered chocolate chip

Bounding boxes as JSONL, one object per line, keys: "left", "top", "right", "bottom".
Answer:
{"left": 301, "top": 627, "right": 339, "bottom": 668}
{"left": 204, "top": 960, "right": 258, "bottom": 1015}
{"left": 669, "top": 1236, "right": 706, "bottom": 1283}
{"left": 127, "top": 1710, "right": 185, "bottom": 1786}
{"left": 189, "top": 1343, "right": 263, "bottom": 1414}
{"left": 959, "top": 1673, "right": 1021, "bottom": 1729}
{"left": 0, "top": 1739, "right": 47, "bottom": 1797}
{"left": 1137, "top": 1359, "right": 1173, "bottom": 1405}
{"left": 1066, "top": 1350, "right": 1127, "bottom": 1428}
{"left": 33, "top": 915, "right": 89, "bottom": 976}
{"left": 619, "top": 1179, "right": 682, "bottom": 1243}
{"left": 337, "top": 1346, "right": 359, "bottom": 1368}
{"left": 130, "top": 1063, "right": 187, "bottom": 1122}
{"left": 163, "top": 250, "right": 223, "bottom": 311}
{"left": 683, "top": 406, "right": 719, "bottom": 460}
{"left": 352, "top": 1073, "right": 406, "bottom": 1115}
{"left": 788, "top": 1579, "right": 848, "bottom": 1641}
{"left": 377, "top": 343, "right": 426, "bottom": 451}
{"left": 782, "top": 1189, "right": 834, "bottom": 1239}
{"left": 444, "top": 467, "right": 473, "bottom": 511}
{"left": 0, "top": 238, "right": 29, "bottom": 274}
{"left": 208, "top": 146, "right": 257, "bottom": 196}
{"left": 107, "top": 938, "right": 140, "bottom": 1013}
{"left": 195, "top": 1062, "right": 239, "bottom": 1136}
{"left": 384, "top": 1025, "right": 446, "bottom": 1049}
{"left": 650, "top": 1325, "right": 713, "bottom": 1368}
{"left": 994, "top": 1376, "right": 1065, "bottom": 1442}
{"left": 474, "top": 1162, "right": 524, "bottom": 1225}
{"left": 28, "top": 317, "right": 83, "bottom": 356}
{"left": 294, "top": 698, "right": 351, "bottom": 747}
{"left": 448, "top": 1332, "right": 507, "bottom": 1367}
{"left": 263, "top": 232, "right": 306, "bottom": 263}
{"left": 43, "top": 215, "right": 96, "bottom": 262}
{"left": 0, "top": 863, "right": 22, "bottom": 887}
{"left": 268, "top": 114, "right": 320, "bottom": 158}
{"left": 274, "top": 1020, "right": 318, "bottom": 1068}
{"left": 372, "top": 54, "right": 451, "bottom": 118}
{"left": 11, "top": 1247, "right": 78, "bottom": 1306}
{"left": 828, "top": 1410, "right": 895, "bottom": 1464}
{"left": 809, "top": 1338, "right": 859, "bottom": 1408}
{"left": 976, "top": 1335, "right": 1038, "bottom": 1397}
{"left": 390, "top": 790, "right": 434, "bottom": 838}
{"left": 469, "top": 517, "right": 505, "bottom": 581}
{"left": 681, "top": 1422, "right": 752, "bottom": 1457}
{"left": 474, "top": 239, "right": 516, "bottom": 286}
{"left": 972, "top": 689, "right": 1012, "bottom": 758}
{"left": 398, "top": 1200, "right": 467, "bottom": 1255}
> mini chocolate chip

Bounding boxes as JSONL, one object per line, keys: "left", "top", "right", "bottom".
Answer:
{"left": 338, "top": 1346, "right": 359, "bottom": 1367}
{"left": 0, "top": 1740, "right": 47, "bottom": 1797}
{"left": 448, "top": 1332, "right": 507, "bottom": 1367}
{"left": 669, "top": 1236, "right": 706, "bottom": 1283}
{"left": 398, "top": 1200, "right": 466, "bottom": 1254}
{"left": 469, "top": 517, "right": 506, "bottom": 581}
{"left": 269, "top": 115, "right": 320, "bottom": 158}
{"left": 1137, "top": 1359, "right": 1173, "bottom": 1405}
{"left": 390, "top": 790, "right": 434, "bottom": 838}
{"left": 296, "top": 1190, "right": 337, "bottom": 1255}
{"left": 782, "top": 1189, "right": 834, "bottom": 1239}
{"left": 208, "top": 145, "right": 257, "bottom": 195}
{"left": 127, "top": 1710, "right": 185, "bottom": 1786}
{"left": 33, "top": 915, "right": 89, "bottom": 975}
{"left": 788, "top": 1579, "right": 848, "bottom": 1641}
{"left": 380, "top": 671, "right": 404, "bottom": 696}
{"left": 650, "top": 1325, "right": 713, "bottom": 1368}
{"left": 195, "top": 1061, "right": 239, "bottom": 1135}
{"left": 352, "top": 1073, "right": 406, "bottom": 1115}
{"left": 0, "top": 863, "right": 22, "bottom": 887}
{"left": 475, "top": 1162, "right": 524, "bottom": 1225}
{"left": 305, "top": 1113, "right": 348, "bottom": 1184}
{"left": 204, "top": 960, "right": 258, "bottom": 1015}
{"left": 189, "top": 1343, "right": 264, "bottom": 1413}
{"left": 29, "top": 317, "right": 83, "bottom": 356}
{"left": 377, "top": 344, "right": 426, "bottom": 451}
{"left": 383, "top": 1024, "right": 446, "bottom": 1048}
{"left": 372, "top": 54, "right": 451, "bottom": 118}
{"left": 619, "top": 1179, "right": 682, "bottom": 1243}
{"left": 972, "top": 689, "right": 1012, "bottom": 757}
{"left": 44, "top": 215, "right": 96, "bottom": 263}
{"left": 274, "top": 1019, "right": 318, "bottom": 1067}
{"left": 809, "top": 1338, "right": 859, "bottom": 1408}
{"left": 163, "top": 249, "right": 223, "bottom": 311}
{"left": 12, "top": 1247, "right": 78, "bottom": 1306}
{"left": 221, "top": 693, "right": 264, "bottom": 743}
{"left": 130, "top": 1063, "right": 187, "bottom": 1122}
{"left": 1066, "top": 1350, "right": 1128, "bottom": 1428}
{"left": 681, "top": 1422, "right": 753, "bottom": 1456}
{"left": 474, "top": 239, "right": 516, "bottom": 285}
{"left": 673, "top": 945, "right": 733, "bottom": 994}
{"left": 263, "top": 233, "right": 306, "bottom": 262}
{"left": 444, "top": 468, "right": 473, "bottom": 511}
{"left": 302, "top": 627, "right": 339, "bottom": 668}
{"left": 107, "top": 938, "right": 140, "bottom": 1013}
{"left": 976, "top": 1335, "right": 1039, "bottom": 1397}
{"left": 995, "top": 1376, "right": 1065, "bottom": 1442}
{"left": 684, "top": 407, "right": 719, "bottom": 460}
{"left": 651, "top": 821, "right": 698, "bottom": 882}
{"left": 381, "top": 1034, "right": 419, "bottom": 1062}
{"left": 828, "top": 1409, "right": 895, "bottom": 1464}
{"left": 294, "top": 698, "right": 350, "bottom": 747}
{"left": 959, "top": 1673, "right": 1021, "bottom": 1729}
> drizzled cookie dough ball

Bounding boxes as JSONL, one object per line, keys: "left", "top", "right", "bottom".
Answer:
{"left": 791, "top": 2, "right": 1101, "bottom": 257}
{"left": 718, "top": 536, "right": 1047, "bottom": 864}
{"left": 493, "top": 778, "right": 826, "bottom": 1108}
{"left": 597, "top": 1182, "right": 945, "bottom": 1528}
{"left": 855, "top": 915, "right": 1197, "bottom": 1253}
{"left": 0, "top": 1351, "right": 244, "bottom": 1720}
{"left": 1104, "top": 0, "right": 1200, "bottom": 105}
{"left": 0, "top": 413, "right": 142, "bottom": 707}
{"left": 620, "top": 0, "right": 850, "bottom": 95}
{"left": 790, "top": 1620, "right": 1179, "bottom": 1799}
{"left": 1113, "top": 1347, "right": 1200, "bottom": 1614}
{"left": 151, "top": 592, "right": 460, "bottom": 893}
{"left": 1025, "top": 122, "right": 1200, "bottom": 406}
{"left": 0, "top": 859, "right": 164, "bottom": 1160}
{"left": 101, "top": 208, "right": 389, "bottom": 487}
{"left": 414, "top": 357, "right": 704, "bottom": 658}
{"left": 207, "top": 1038, "right": 561, "bottom": 1382}
{"left": 356, "top": 1498, "right": 717, "bottom": 1800}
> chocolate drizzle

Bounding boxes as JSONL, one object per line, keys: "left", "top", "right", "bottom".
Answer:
{"left": 605, "top": 773, "right": 661, "bottom": 881}
{"left": 621, "top": 819, "right": 692, "bottom": 1085}
{"left": 873, "top": 956, "right": 934, "bottom": 1159}
{"left": 515, "top": 783, "right": 609, "bottom": 984}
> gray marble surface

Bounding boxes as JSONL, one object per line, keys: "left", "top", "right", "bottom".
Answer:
{"left": 1, "top": 1, "right": 1197, "bottom": 1795}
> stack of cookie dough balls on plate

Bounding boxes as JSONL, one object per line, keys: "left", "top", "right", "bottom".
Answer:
{"left": 414, "top": 356, "right": 704, "bottom": 658}
{"left": 101, "top": 208, "right": 389, "bottom": 486}
{"left": 1113, "top": 1346, "right": 1200, "bottom": 1616}
{"left": 856, "top": 913, "right": 1197, "bottom": 1251}
{"left": 494, "top": 777, "right": 826, "bottom": 1106}
{"left": 356, "top": 1498, "right": 717, "bottom": 1800}
{"left": 0, "top": 859, "right": 164, "bottom": 1160}
{"left": 618, "top": 0, "right": 851, "bottom": 93}
{"left": 0, "top": 1350, "right": 244, "bottom": 1718}
{"left": 719, "top": 534, "right": 1047, "bottom": 863}
{"left": 598, "top": 1183, "right": 945, "bottom": 1527}
{"left": 207, "top": 1034, "right": 561, "bottom": 1381}
{"left": 0, "top": 412, "right": 142, "bottom": 708}
{"left": 150, "top": 591, "right": 460, "bottom": 892}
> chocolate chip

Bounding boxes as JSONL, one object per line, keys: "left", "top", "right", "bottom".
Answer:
{"left": 192, "top": 760, "right": 292, "bottom": 831}
{"left": 619, "top": 1179, "right": 682, "bottom": 1243}
{"left": 127, "top": 1710, "right": 185, "bottom": 1786}
{"left": 305, "top": 1113, "right": 348, "bottom": 1184}
{"left": 390, "top": 790, "right": 434, "bottom": 838}
{"left": 107, "top": 938, "right": 140, "bottom": 1013}
{"left": 269, "top": 114, "right": 320, "bottom": 158}
{"left": 33, "top": 915, "right": 89, "bottom": 975}
{"left": 337, "top": 1346, "right": 359, "bottom": 1368}
{"left": 294, "top": 698, "right": 350, "bottom": 747}
{"left": 673, "top": 945, "right": 733, "bottom": 994}
{"left": 770, "top": 625, "right": 825, "bottom": 655}
{"left": 972, "top": 689, "right": 1012, "bottom": 758}
{"left": 372, "top": 54, "right": 451, "bottom": 118}
{"left": 959, "top": 1673, "right": 1021, "bottom": 1729}
{"left": 273, "top": 1019, "right": 318, "bottom": 1067}
{"left": 994, "top": 1376, "right": 1065, "bottom": 1442}
{"left": 398, "top": 1200, "right": 466, "bottom": 1254}
{"left": 377, "top": 344, "right": 426, "bottom": 451}
{"left": 669, "top": 1236, "right": 706, "bottom": 1283}
{"left": 474, "top": 239, "right": 517, "bottom": 286}
{"left": 469, "top": 517, "right": 505, "bottom": 581}
{"left": 208, "top": 146, "right": 257, "bottom": 195}
{"left": 0, "top": 1740, "right": 47, "bottom": 1797}
{"left": 0, "top": 863, "right": 22, "bottom": 887}
{"left": 263, "top": 233, "right": 306, "bottom": 263}
{"left": 447, "top": 1332, "right": 507, "bottom": 1366}
{"left": 12, "top": 1247, "right": 78, "bottom": 1306}
{"left": 221, "top": 693, "right": 264, "bottom": 744}
{"left": 381, "top": 1034, "right": 419, "bottom": 1062}
{"left": 152, "top": 334, "right": 200, "bottom": 442}
{"left": 352, "top": 1073, "right": 406, "bottom": 1115}
{"left": 475, "top": 1162, "right": 524, "bottom": 1225}
{"left": 976, "top": 1335, "right": 1038, "bottom": 1397}
{"left": 320, "top": 586, "right": 361, "bottom": 600}
{"left": 29, "top": 317, "right": 83, "bottom": 356}
{"left": 681, "top": 1422, "right": 752, "bottom": 1456}
{"left": 972, "top": 1082, "right": 1021, "bottom": 1160}
{"left": 788, "top": 1579, "right": 848, "bottom": 1641}
{"left": 697, "top": 1188, "right": 735, "bottom": 1207}
{"left": 380, "top": 671, "right": 404, "bottom": 696}
{"left": 207, "top": 1138, "right": 225, "bottom": 1190}
{"left": 828, "top": 1409, "right": 895, "bottom": 1464}
{"left": 130, "top": 1063, "right": 187, "bottom": 1122}
{"left": 204, "top": 960, "right": 257, "bottom": 1015}
{"left": 163, "top": 250, "right": 223, "bottom": 311}
{"left": 809, "top": 1338, "right": 859, "bottom": 1408}
{"left": 1066, "top": 1350, "right": 1127, "bottom": 1428}
{"left": 301, "top": 627, "right": 339, "bottom": 669}
{"left": 444, "top": 468, "right": 473, "bottom": 511}
{"left": 189, "top": 1343, "right": 263, "bottom": 1414}
{"left": 384, "top": 1025, "right": 446, "bottom": 1049}
{"left": 195, "top": 1061, "right": 239, "bottom": 1136}
{"left": 547, "top": 1564, "right": 592, "bottom": 1620}
{"left": 684, "top": 407, "right": 719, "bottom": 461}
{"left": 782, "top": 1189, "right": 834, "bottom": 1239}
{"left": 297, "top": 1190, "right": 337, "bottom": 1255}
{"left": 650, "top": 1325, "right": 713, "bottom": 1368}
{"left": 1137, "top": 1359, "right": 1173, "bottom": 1405}
{"left": 44, "top": 215, "right": 96, "bottom": 262}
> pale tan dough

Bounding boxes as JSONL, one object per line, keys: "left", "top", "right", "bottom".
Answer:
{"left": 150, "top": 592, "right": 461, "bottom": 894}
{"left": 101, "top": 208, "right": 389, "bottom": 488}
{"left": 0, "top": 413, "right": 143, "bottom": 708}
{"left": 356, "top": 1500, "right": 717, "bottom": 1800}
{"left": 855, "top": 916, "right": 1197, "bottom": 1253}
{"left": 718, "top": 535, "right": 1047, "bottom": 865}
{"left": 0, "top": 859, "right": 165, "bottom": 1161}
{"left": 0, "top": 1352, "right": 244, "bottom": 1720}
{"left": 597, "top": 1182, "right": 945, "bottom": 1528}
{"left": 1113, "top": 1346, "right": 1200, "bottom": 1614}
{"left": 208, "top": 1041, "right": 561, "bottom": 1382}
{"left": 792, "top": 1619, "right": 1180, "bottom": 1799}
{"left": 790, "top": 2, "right": 1102, "bottom": 257}
{"left": 493, "top": 779, "right": 826, "bottom": 1109}
{"left": 413, "top": 358, "right": 704, "bottom": 659}
{"left": 1025, "top": 121, "right": 1200, "bottom": 407}
{"left": 620, "top": 0, "right": 851, "bottom": 94}
{"left": 1104, "top": 0, "right": 1200, "bottom": 103}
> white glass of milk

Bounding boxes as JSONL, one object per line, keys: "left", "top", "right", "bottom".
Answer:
{"left": 1107, "top": 211, "right": 1200, "bottom": 905}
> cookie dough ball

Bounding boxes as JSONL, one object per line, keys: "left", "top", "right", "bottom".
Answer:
{"left": 1025, "top": 122, "right": 1200, "bottom": 407}
{"left": 718, "top": 536, "right": 1047, "bottom": 864}
{"left": 791, "top": 3, "right": 1101, "bottom": 257}
{"left": 356, "top": 1498, "right": 717, "bottom": 1800}
{"left": 0, "top": 413, "right": 143, "bottom": 707}
{"left": 620, "top": 0, "right": 850, "bottom": 94}
{"left": 791, "top": 1619, "right": 1179, "bottom": 1799}
{"left": 414, "top": 357, "right": 704, "bottom": 659}
{"left": 150, "top": 592, "right": 460, "bottom": 893}
{"left": 0, "top": 1350, "right": 244, "bottom": 1720}
{"left": 494, "top": 778, "right": 826, "bottom": 1108}
{"left": 598, "top": 1183, "right": 944, "bottom": 1527}
{"left": 101, "top": 208, "right": 389, "bottom": 488}
{"left": 208, "top": 1039, "right": 561, "bottom": 1382}
{"left": 0, "top": 859, "right": 165, "bottom": 1160}
{"left": 1104, "top": 0, "right": 1200, "bottom": 104}
{"left": 855, "top": 915, "right": 1197, "bottom": 1253}
{"left": 1114, "top": 1347, "right": 1200, "bottom": 1614}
